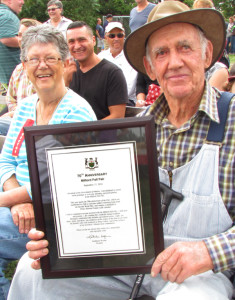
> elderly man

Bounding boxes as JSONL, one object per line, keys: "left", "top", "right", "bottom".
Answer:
{"left": 7, "top": 2, "right": 235, "bottom": 300}
{"left": 0, "top": 0, "right": 24, "bottom": 92}
{"left": 64, "top": 21, "right": 128, "bottom": 120}
{"left": 44, "top": 0, "right": 72, "bottom": 39}
{"left": 98, "top": 22, "right": 137, "bottom": 106}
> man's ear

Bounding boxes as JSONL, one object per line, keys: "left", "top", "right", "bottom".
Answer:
{"left": 143, "top": 56, "right": 156, "bottom": 81}
{"left": 204, "top": 40, "right": 213, "bottom": 69}
{"left": 93, "top": 35, "right": 96, "bottom": 46}
{"left": 22, "top": 61, "right": 26, "bottom": 70}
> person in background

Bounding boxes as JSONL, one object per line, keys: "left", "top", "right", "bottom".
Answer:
{"left": 224, "top": 63, "right": 235, "bottom": 93}
{"left": 64, "top": 21, "right": 128, "bottom": 120}
{"left": 135, "top": 72, "right": 160, "bottom": 107}
{"left": 205, "top": 60, "right": 229, "bottom": 91}
{"left": 226, "top": 17, "right": 234, "bottom": 54}
{"left": 192, "top": 0, "right": 229, "bottom": 91}
{"left": 129, "top": 0, "right": 155, "bottom": 32}
{"left": 98, "top": 22, "right": 137, "bottom": 106}
{"left": 95, "top": 18, "right": 104, "bottom": 54}
{"left": 44, "top": 0, "right": 72, "bottom": 39}
{"left": 103, "top": 13, "right": 113, "bottom": 32}
{"left": 103, "top": 14, "right": 113, "bottom": 50}
{"left": 9, "top": 3, "right": 235, "bottom": 299}
{"left": 0, "top": 19, "right": 41, "bottom": 137}
{"left": 0, "top": 0, "right": 24, "bottom": 95}
{"left": 0, "top": 24, "right": 96, "bottom": 300}
{"left": 193, "top": 0, "right": 214, "bottom": 8}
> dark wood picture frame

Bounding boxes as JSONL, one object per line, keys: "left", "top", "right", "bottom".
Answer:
{"left": 24, "top": 115, "right": 164, "bottom": 279}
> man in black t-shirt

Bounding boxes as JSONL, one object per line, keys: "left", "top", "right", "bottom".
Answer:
{"left": 64, "top": 21, "right": 128, "bottom": 120}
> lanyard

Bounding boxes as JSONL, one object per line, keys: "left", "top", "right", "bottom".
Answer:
{"left": 12, "top": 119, "right": 34, "bottom": 157}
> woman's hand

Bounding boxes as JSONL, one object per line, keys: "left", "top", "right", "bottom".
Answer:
{"left": 64, "top": 57, "right": 77, "bottom": 86}
{"left": 11, "top": 203, "right": 35, "bottom": 234}
{"left": 136, "top": 99, "right": 146, "bottom": 107}
{"left": 27, "top": 229, "right": 49, "bottom": 270}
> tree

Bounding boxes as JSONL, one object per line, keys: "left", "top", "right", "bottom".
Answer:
{"left": 98, "top": 0, "right": 134, "bottom": 16}
{"left": 213, "top": 0, "right": 235, "bottom": 19}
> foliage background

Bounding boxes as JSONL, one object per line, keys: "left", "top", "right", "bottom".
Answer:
{"left": 19, "top": 0, "right": 235, "bottom": 33}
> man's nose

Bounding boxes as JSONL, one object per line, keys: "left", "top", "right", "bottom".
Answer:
{"left": 168, "top": 49, "right": 184, "bottom": 69}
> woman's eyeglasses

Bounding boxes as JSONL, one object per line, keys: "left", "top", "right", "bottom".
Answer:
{"left": 47, "top": 7, "right": 59, "bottom": 12}
{"left": 25, "top": 57, "right": 62, "bottom": 67}
{"left": 107, "top": 33, "right": 125, "bottom": 39}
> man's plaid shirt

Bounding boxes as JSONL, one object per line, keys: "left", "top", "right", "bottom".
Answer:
{"left": 144, "top": 81, "right": 235, "bottom": 272}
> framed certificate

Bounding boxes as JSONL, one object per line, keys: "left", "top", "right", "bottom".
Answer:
{"left": 24, "top": 115, "right": 164, "bottom": 279}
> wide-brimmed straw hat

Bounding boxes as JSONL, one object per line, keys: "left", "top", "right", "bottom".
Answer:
{"left": 124, "top": 1, "right": 225, "bottom": 75}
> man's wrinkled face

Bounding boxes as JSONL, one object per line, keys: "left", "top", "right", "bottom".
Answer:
{"left": 143, "top": 23, "right": 213, "bottom": 101}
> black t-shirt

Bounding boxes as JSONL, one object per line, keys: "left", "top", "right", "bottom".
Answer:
{"left": 70, "top": 59, "right": 128, "bottom": 120}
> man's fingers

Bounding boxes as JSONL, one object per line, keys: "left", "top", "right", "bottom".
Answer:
{"left": 160, "top": 253, "right": 180, "bottom": 281}
{"left": 151, "top": 246, "right": 175, "bottom": 277}
{"left": 165, "top": 259, "right": 183, "bottom": 283}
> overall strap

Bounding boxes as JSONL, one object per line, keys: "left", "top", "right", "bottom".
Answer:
{"left": 206, "top": 92, "right": 234, "bottom": 143}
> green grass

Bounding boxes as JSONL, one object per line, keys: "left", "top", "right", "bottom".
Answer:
{"left": 229, "top": 54, "right": 235, "bottom": 68}
{"left": 3, "top": 260, "right": 18, "bottom": 281}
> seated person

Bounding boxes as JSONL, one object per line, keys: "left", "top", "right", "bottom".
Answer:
{"left": 0, "top": 19, "right": 41, "bottom": 137}
{"left": 206, "top": 61, "right": 229, "bottom": 91}
{"left": 0, "top": 24, "right": 96, "bottom": 299}
{"left": 98, "top": 22, "right": 137, "bottom": 106}
{"left": 64, "top": 21, "right": 128, "bottom": 120}
{"left": 135, "top": 72, "right": 160, "bottom": 107}
{"left": 224, "top": 63, "right": 235, "bottom": 93}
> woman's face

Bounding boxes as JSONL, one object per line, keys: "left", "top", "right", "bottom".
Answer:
{"left": 24, "top": 42, "right": 65, "bottom": 93}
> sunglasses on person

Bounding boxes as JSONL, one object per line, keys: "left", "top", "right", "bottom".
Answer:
{"left": 47, "top": 7, "right": 60, "bottom": 12}
{"left": 107, "top": 33, "right": 125, "bottom": 39}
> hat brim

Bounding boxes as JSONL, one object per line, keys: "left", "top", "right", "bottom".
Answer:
{"left": 124, "top": 9, "right": 226, "bottom": 75}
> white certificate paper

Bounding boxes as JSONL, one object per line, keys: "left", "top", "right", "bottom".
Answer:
{"left": 46, "top": 142, "right": 145, "bottom": 258}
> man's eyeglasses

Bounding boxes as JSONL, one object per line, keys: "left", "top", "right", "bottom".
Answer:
{"left": 47, "top": 7, "right": 60, "bottom": 12}
{"left": 107, "top": 33, "right": 125, "bottom": 39}
{"left": 25, "top": 57, "right": 62, "bottom": 67}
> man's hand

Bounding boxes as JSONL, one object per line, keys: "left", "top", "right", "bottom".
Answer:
{"left": 11, "top": 203, "right": 35, "bottom": 234}
{"left": 64, "top": 58, "right": 77, "bottom": 86}
{"left": 27, "top": 229, "right": 49, "bottom": 270}
{"left": 151, "top": 241, "right": 213, "bottom": 283}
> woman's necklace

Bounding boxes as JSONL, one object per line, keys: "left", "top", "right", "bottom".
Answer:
{"left": 37, "top": 92, "right": 66, "bottom": 125}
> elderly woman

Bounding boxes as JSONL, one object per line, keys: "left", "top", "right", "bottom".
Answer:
{"left": 0, "top": 24, "right": 96, "bottom": 299}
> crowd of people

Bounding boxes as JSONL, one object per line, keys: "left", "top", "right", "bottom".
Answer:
{"left": 0, "top": 0, "right": 234, "bottom": 299}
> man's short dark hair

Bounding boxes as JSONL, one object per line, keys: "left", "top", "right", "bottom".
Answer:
{"left": 106, "top": 14, "right": 112, "bottom": 19}
{"left": 67, "top": 21, "right": 94, "bottom": 37}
